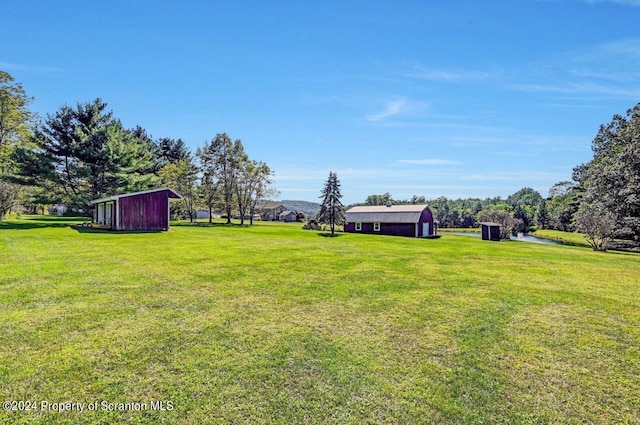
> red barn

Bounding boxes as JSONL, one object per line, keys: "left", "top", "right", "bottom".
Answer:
{"left": 344, "top": 204, "right": 436, "bottom": 238}
{"left": 90, "top": 188, "right": 182, "bottom": 231}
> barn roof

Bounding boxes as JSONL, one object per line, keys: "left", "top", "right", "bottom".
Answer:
{"left": 345, "top": 204, "right": 430, "bottom": 223}
{"left": 90, "top": 188, "right": 182, "bottom": 205}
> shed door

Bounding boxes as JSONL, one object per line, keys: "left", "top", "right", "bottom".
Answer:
{"left": 422, "top": 222, "right": 430, "bottom": 237}
{"left": 97, "top": 204, "right": 104, "bottom": 224}
{"left": 105, "top": 202, "right": 113, "bottom": 227}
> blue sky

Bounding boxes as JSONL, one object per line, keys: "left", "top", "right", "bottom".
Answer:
{"left": 3, "top": 1, "right": 640, "bottom": 204}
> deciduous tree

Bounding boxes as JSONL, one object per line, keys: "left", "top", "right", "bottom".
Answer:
{"left": 578, "top": 103, "right": 640, "bottom": 240}
{"left": 0, "top": 70, "right": 34, "bottom": 172}
{"left": 478, "top": 204, "right": 520, "bottom": 239}
{"left": 574, "top": 201, "right": 616, "bottom": 251}
{"left": 159, "top": 158, "right": 198, "bottom": 222}
{"left": 236, "top": 159, "right": 272, "bottom": 225}
{"left": 0, "top": 70, "right": 34, "bottom": 220}
{"left": 197, "top": 133, "right": 245, "bottom": 224}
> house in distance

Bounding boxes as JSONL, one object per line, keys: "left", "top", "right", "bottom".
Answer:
{"left": 90, "top": 188, "right": 182, "bottom": 231}
{"left": 344, "top": 204, "right": 437, "bottom": 238}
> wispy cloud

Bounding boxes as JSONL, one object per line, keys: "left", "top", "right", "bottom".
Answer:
{"left": 273, "top": 166, "right": 458, "bottom": 184}
{"left": 380, "top": 184, "right": 497, "bottom": 190}
{"left": 509, "top": 81, "right": 640, "bottom": 99}
{"left": 582, "top": 0, "right": 640, "bottom": 6}
{"left": 566, "top": 37, "right": 640, "bottom": 69}
{"left": 401, "top": 63, "right": 495, "bottom": 83}
{"left": 0, "top": 62, "right": 65, "bottom": 73}
{"left": 459, "top": 171, "right": 565, "bottom": 182}
{"left": 397, "top": 159, "right": 461, "bottom": 165}
{"left": 507, "top": 36, "right": 640, "bottom": 101}
{"left": 365, "top": 98, "right": 410, "bottom": 122}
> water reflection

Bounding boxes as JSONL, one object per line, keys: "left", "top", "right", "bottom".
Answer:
{"left": 450, "top": 232, "right": 563, "bottom": 245}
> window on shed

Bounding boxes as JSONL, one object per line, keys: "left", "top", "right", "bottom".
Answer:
{"left": 355, "top": 222, "right": 362, "bottom": 231}
{"left": 374, "top": 222, "right": 380, "bottom": 231}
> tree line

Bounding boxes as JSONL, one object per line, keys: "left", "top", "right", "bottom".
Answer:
{"left": 357, "top": 102, "right": 640, "bottom": 251}
{"left": 2, "top": 70, "right": 639, "bottom": 249}
{"left": 0, "top": 71, "right": 273, "bottom": 224}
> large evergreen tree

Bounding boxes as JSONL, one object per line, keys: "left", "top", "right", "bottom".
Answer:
{"left": 14, "top": 99, "right": 157, "bottom": 211}
{"left": 534, "top": 200, "right": 550, "bottom": 229}
{"left": 318, "top": 171, "right": 345, "bottom": 236}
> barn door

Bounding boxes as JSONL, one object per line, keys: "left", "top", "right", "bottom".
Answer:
{"left": 422, "top": 222, "right": 430, "bottom": 237}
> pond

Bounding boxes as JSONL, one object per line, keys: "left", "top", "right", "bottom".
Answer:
{"left": 450, "top": 232, "right": 564, "bottom": 245}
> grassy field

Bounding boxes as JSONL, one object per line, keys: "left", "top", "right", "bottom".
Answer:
{"left": 437, "top": 228, "right": 480, "bottom": 233}
{"left": 531, "top": 229, "right": 591, "bottom": 248}
{"left": 1, "top": 216, "right": 639, "bottom": 424}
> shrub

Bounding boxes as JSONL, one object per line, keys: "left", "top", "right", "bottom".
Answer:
{"left": 302, "top": 219, "right": 321, "bottom": 230}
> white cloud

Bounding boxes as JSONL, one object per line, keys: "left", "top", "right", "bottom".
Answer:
{"left": 459, "top": 171, "right": 565, "bottom": 182}
{"left": 583, "top": 0, "right": 640, "bottom": 6}
{"left": 396, "top": 159, "right": 461, "bottom": 165}
{"left": 508, "top": 81, "right": 640, "bottom": 99}
{"left": 507, "top": 37, "right": 640, "bottom": 101}
{"left": 275, "top": 188, "right": 317, "bottom": 193}
{"left": 0, "top": 62, "right": 65, "bottom": 73}
{"left": 401, "top": 64, "right": 495, "bottom": 82}
{"left": 365, "top": 98, "right": 410, "bottom": 122}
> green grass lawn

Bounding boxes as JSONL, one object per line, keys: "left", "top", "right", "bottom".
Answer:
{"left": 438, "top": 228, "right": 481, "bottom": 233}
{"left": 532, "top": 229, "right": 591, "bottom": 248}
{"left": 1, "top": 216, "right": 639, "bottom": 424}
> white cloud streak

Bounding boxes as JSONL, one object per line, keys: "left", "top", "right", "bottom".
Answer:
{"left": 396, "top": 159, "right": 461, "bottom": 165}
{"left": 365, "top": 98, "right": 409, "bottom": 122}
{"left": 401, "top": 63, "right": 495, "bottom": 82}
{"left": 459, "top": 171, "right": 565, "bottom": 182}
{"left": 583, "top": 0, "right": 640, "bottom": 6}
{"left": 0, "top": 62, "right": 65, "bottom": 73}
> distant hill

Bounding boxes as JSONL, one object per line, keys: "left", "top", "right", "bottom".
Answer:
{"left": 281, "top": 200, "right": 321, "bottom": 216}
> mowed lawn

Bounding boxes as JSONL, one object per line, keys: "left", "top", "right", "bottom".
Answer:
{"left": 1, "top": 216, "right": 639, "bottom": 424}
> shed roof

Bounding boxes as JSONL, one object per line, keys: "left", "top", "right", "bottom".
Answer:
{"left": 90, "top": 188, "right": 182, "bottom": 205}
{"left": 479, "top": 221, "right": 501, "bottom": 227}
{"left": 345, "top": 204, "right": 430, "bottom": 223}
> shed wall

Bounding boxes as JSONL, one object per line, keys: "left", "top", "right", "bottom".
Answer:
{"left": 118, "top": 191, "right": 169, "bottom": 231}
{"left": 481, "top": 224, "right": 500, "bottom": 241}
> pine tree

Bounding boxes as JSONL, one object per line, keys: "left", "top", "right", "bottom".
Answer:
{"left": 14, "top": 99, "right": 159, "bottom": 212}
{"left": 317, "top": 171, "right": 345, "bottom": 236}
{"left": 535, "top": 200, "right": 550, "bottom": 229}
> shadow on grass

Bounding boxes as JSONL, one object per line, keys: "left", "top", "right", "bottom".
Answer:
{"left": 316, "top": 232, "right": 344, "bottom": 238}
{"left": 0, "top": 216, "right": 88, "bottom": 230}
{"left": 172, "top": 221, "right": 251, "bottom": 228}
{"left": 70, "top": 226, "right": 163, "bottom": 235}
